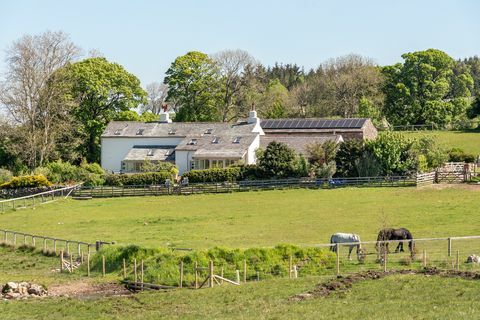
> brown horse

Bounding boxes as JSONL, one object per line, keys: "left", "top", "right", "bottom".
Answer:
{"left": 376, "top": 228, "right": 414, "bottom": 253}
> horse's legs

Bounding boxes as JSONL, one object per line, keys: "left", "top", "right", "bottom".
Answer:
{"left": 348, "top": 246, "right": 353, "bottom": 261}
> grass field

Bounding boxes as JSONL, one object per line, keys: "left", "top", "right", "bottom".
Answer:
{"left": 2, "top": 273, "right": 480, "bottom": 319}
{"left": 395, "top": 130, "right": 480, "bottom": 154}
{"left": 0, "top": 186, "right": 479, "bottom": 249}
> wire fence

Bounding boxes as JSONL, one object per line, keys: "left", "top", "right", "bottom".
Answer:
{"left": 46, "top": 235, "right": 480, "bottom": 291}
{"left": 0, "top": 184, "right": 80, "bottom": 213}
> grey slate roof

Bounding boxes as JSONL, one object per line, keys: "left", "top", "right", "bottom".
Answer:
{"left": 102, "top": 121, "right": 256, "bottom": 138}
{"left": 103, "top": 121, "right": 258, "bottom": 160}
{"left": 260, "top": 135, "right": 343, "bottom": 156}
{"left": 123, "top": 146, "right": 176, "bottom": 161}
{"left": 261, "top": 118, "right": 368, "bottom": 130}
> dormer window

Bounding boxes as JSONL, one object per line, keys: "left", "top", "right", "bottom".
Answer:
{"left": 233, "top": 136, "right": 241, "bottom": 144}
{"left": 204, "top": 128, "right": 213, "bottom": 134}
{"left": 211, "top": 137, "right": 220, "bottom": 144}
{"left": 168, "top": 128, "right": 176, "bottom": 135}
{"left": 187, "top": 139, "right": 197, "bottom": 145}
{"left": 114, "top": 129, "right": 121, "bottom": 135}
{"left": 165, "top": 149, "right": 173, "bottom": 156}
{"left": 147, "top": 149, "right": 154, "bottom": 156}
{"left": 136, "top": 129, "right": 145, "bottom": 135}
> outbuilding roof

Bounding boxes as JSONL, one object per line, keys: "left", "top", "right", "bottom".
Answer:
{"left": 260, "top": 135, "right": 344, "bottom": 156}
{"left": 261, "top": 118, "right": 368, "bottom": 130}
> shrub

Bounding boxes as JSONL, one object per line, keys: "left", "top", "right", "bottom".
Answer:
{"left": 0, "top": 168, "right": 13, "bottom": 184}
{"left": 89, "top": 244, "right": 335, "bottom": 286}
{"left": 182, "top": 167, "right": 242, "bottom": 183}
{"left": 104, "top": 171, "right": 171, "bottom": 186}
{"left": 448, "top": 148, "right": 476, "bottom": 163}
{"left": 35, "top": 161, "right": 105, "bottom": 186}
{"left": 258, "top": 142, "right": 299, "bottom": 178}
{"left": 0, "top": 174, "right": 52, "bottom": 189}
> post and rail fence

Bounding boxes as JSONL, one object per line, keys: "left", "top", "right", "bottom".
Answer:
{"left": 0, "top": 184, "right": 80, "bottom": 213}
{"left": 72, "top": 176, "right": 417, "bottom": 199}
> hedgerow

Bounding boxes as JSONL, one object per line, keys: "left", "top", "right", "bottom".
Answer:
{"left": 89, "top": 244, "right": 335, "bottom": 286}
{"left": 104, "top": 171, "right": 172, "bottom": 186}
{"left": 0, "top": 174, "right": 52, "bottom": 189}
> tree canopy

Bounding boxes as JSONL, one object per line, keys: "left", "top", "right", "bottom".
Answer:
{"left": 65, "top": 57, "right": 147, "bottom": 162}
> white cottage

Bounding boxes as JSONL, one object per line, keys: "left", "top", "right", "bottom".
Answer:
{"left": 101, "top": 111, "right": 264, "bottom": 175}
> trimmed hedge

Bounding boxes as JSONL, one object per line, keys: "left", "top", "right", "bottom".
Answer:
{"left": 104, "top": 171, "right": 172, "bottom": 186}
{"left": 182, "top": 167, "right": 242, "bottom": 183}
{"left": 0, "top": 174, "right": 52, "bottom": 189}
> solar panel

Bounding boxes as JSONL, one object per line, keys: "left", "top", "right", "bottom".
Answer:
{"left": 261, "top": 118, "right": 367, "bottom": 129}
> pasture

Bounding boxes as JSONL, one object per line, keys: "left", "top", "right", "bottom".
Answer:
{"left": 394, "top": 130, "right": 480, "bottom": 154}
{"left": 2, "top": 272, "right": 480, "bottom": 319}
{"left": 0, "top": 186, "right": 479, "bottom": 249}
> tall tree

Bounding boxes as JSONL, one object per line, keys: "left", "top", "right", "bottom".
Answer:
{"left": 310, "top": 54, "right": 384, "bottom": 118}
{"left": 143, "top": 82, "right": 169, "bottom": 115}
{"left": 65, "top": 57, "right": 147, "bottom": 162}
{"left": 212, "top": 49, "right": 256, "bottom": 121}
{"left": 382, "top": 49, "right": 474, "bottom": 126}
{"left": 0, "top": 31, "right": 80, "bottom": 168}
{"left": 164, "top": 51, "right": 222, "bottom": 122}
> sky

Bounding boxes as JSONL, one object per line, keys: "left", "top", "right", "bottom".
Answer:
{"left": 1, "top": 0, "right": 479, "bottom": 86}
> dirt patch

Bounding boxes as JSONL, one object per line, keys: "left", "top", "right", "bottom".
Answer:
{"left": 49, "top": 280, "right": 131, "bottom": 300}
{"left": 290, "top": 268, "right": 480, "bottom": 301}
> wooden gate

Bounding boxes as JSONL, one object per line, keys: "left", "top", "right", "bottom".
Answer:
{"left": 436, "top": 162, "right": 467, "bottom": 184}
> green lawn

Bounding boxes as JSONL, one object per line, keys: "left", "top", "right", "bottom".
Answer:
{"left": 395, "top": 130, "right": 480, "bottom": 154}
{"left": 0, "top": 187, "right": 479, "bottom": 249}
{"left": 2, "top": 274, "right": 480, "bottom": 319}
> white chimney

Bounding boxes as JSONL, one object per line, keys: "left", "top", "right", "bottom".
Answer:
{"left": 247, "top": 106, "right": 264, "bottom": 135}
{"left": 159, "top": 111, "right": 172, "bottom": 123}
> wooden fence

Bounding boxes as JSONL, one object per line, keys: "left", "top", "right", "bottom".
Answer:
{"left": 72, "top": 176, "right": 416, "bottom": 198}
{"left": 0, "top": 228, "right": 94, "bottom": 256}
{"left": 0, "top": 184, "right": 80, "bottom": 213}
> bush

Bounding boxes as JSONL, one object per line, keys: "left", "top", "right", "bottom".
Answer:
{"left": 182, "top": 167, "right": 242, "bottom": 183}
{"left": 448, "top": 148, "right": 476, "bottom": 163}
{"left": 0, "top": 174, "right": 52, "bottom": 189}
{"left": 35, "top": 161, "right": 106, "bottom": 186}
{"left": 90, "top": 244, "right": 335, "bottom": 286}
{"left": 258, "top": 142, "right": 299, "bottom": 178}
{"left": 104, "top": 171, "right": 172, "bottom": 186}
{"left": 0, "top": 168, "right": 13, "bottom": 185}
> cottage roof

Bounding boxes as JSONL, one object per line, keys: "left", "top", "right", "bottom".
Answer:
{"left": 261, "top": 118, "right": 368, "bottom": 130}
{"left": 102, "top": 121, "right": 257, "bottom": 138}
{"left": 260, "top": 135, "right": 343, "bottom": 155}
{"left": 123, "top": 145, "right": 176, "bottom": 161}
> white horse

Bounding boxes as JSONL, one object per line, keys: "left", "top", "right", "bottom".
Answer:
{"left": 330, "top": 233, "right": 362, "bottom": 261}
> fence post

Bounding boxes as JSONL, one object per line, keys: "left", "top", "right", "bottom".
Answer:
{"left": 134, "top": 259, "right": 138, "bottom": 283}
{"left": 87, "top": 253, "right": 90, "bottom": 277}
{"left": 194, "top": 261, "right": 198, "bottom": 289}
{"left": 179, "top": 261, "right": 184, "bottom": 288}
{"left": 70, "top": 254, "right": 74, "bottom": 273}
{"left": 32, "top": 236, "right": 36, "bottom": 247}
{"left": 220, "top": 267, "right": 224, "bottom": 285}
{"left": 456, "top": 250, "right": 460, "bottom": 271}
{"left": 293, "top": 265, "right": 298, "bottom": 279}
{"left": 141, "top": 260, "right": 144, "bottom": 289}
{"left": 243, "top": 259, "right": 247, "bottom": 283}
{"left": 423, "top": 250, "right": 427, "bottom": 268}
{"left": 336, "top": 243, "right": 340, "bottom": 275}
{"left": 448, "top": 238, "right": 452, "bottom": 257}
{"left": 209, "top": 260, "right": 214, "bottom": 288}
{"left": 102, "top": 255, "right": 106, "bottom": 277}
{"left": 53, "top": 239, "right": 57, "bottom": 254}
{"left": 13, "top": 233, "right": 16, "bottom": 247}
{"left": 236, "top": 270, "right": 240, "bottom": 284}
{"left": 60, "top": 251, "right": 64, "bottom": 273}
{"left": 383, "top": 249, "right": 387, "bottom": 272}
{"left": 43, "top": 238, "right": 47, "bottom": 252}
{"left": 288, "top": 256, "right": 293, "bottom": 279}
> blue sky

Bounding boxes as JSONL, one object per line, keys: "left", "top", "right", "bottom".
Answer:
{"left": 1, "top": 0, "right": 479, "bottom": 86}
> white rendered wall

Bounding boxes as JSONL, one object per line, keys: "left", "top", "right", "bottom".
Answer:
{"left": 101, "top": 137, "right": 184, "bottom": 172}
{"left": 246, "top": 135, "right": 261, "bottom": 164}
{"left": 175, "top": 150, "right": 194, "bottom": 175}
